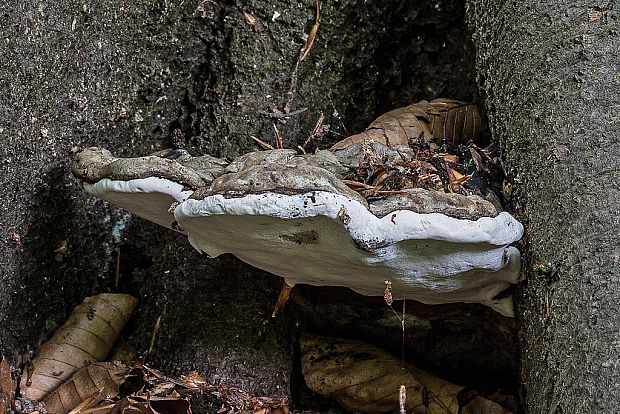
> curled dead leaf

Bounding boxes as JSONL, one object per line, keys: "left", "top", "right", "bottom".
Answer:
{"left": 383, "top": 281, "right": 393, "bottom": 306}
{"left": 0, "top": 357, "right": 16, "bottom": 414}
{"left": 301, "top": 334, "right": 463, "bottom": 414}
{"left": 43, "top": 362, "right": 130, "bottom": 414}
{"left": 243, "top": 12, "right": 258, "bottom": 30}
{"left": 20, "top": 294, "right": 138, "bottom": 401}
{"left": 331, "top": 99, "right": 482, "bottom": 151}
{"left": 427, "top": 99, "right": 481, "bottom": 146}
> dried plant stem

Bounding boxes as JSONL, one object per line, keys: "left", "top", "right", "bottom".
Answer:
{"left": 250, "top": 136, "right": 275, "bottom": 150}
{"left": 284, "top": 0, "right": 320, "bottom": 113}
{"left": 273, "top": 123, "right": 284, "bottom": 149}
{"left": 302, "top": 112, "right": 324, "bottom": 150}
{"left": 272, "top": 282, "right": 293, "bottom": 317}
{"left": 399, "top": 385, "right": 406, "bottom": 414}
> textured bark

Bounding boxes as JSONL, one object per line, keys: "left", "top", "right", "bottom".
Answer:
{"left": 467, "top": 1, "right": 620, "bottom": 412}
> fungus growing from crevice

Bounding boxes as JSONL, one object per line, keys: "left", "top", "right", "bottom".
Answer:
{"left": 174, "top": 163, "right": 522, "bottom": 316}
{"left": 72, "top": 99, "right": 524, "bottom": 316}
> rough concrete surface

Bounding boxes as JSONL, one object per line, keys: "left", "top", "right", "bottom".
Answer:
{"left": 0, "top": 0, "right": 494, "bottom": 411}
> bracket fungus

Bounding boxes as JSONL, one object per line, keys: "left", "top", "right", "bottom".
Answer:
{"left": 73, "top": 147, "right": 227, "bottom": 231}
{"left": 72, "top": 100, "right": 524, "bottom": 316}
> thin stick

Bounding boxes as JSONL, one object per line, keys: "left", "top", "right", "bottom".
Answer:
{"left": 146, "top": 304, "right": 166, "bottom": 362}
{"left": 546, "top": 284, "right": 555, "bottom": 317}
{"left": 284, "top": 0, "right": 320, "bottom": 113}
{"left": 300, "top": 0, "right": 321, "bottom": 62}
{"left": 260, "top": 107, "right": 308, "bottom": 118}
{"left": 302, "top": 112, "right": 324, "bottom": 150}
{"left": 342, "top": 179, "right": 375, "bottom": 190}
{"left": 272, "top": 283, "right": 293, "bottom": 317}
{"left": 68, "top": 387, "right": 104, "bottom": 414}
{"left": 402, "top": 299, "right": 406, "bottom": 363}
{"left": 250, "top": 135, "right": 275, "bottom": 150}
{"left": 399, "top": 385, "right": 406, "bottom": 414}
{"left": 79, "top": 403, "right": 116, "bottom": 414}
{"left": 388, "top": 304, "right": 402, "bottom": 323}
{"left": 273, "top": 123, "right": 283, "bottom": 149}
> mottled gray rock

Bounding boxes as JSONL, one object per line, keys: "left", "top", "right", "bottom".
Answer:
{"left": 332, "top": 141, "right": 418, "bottom": 171}
{"left": 73, "top": 147, "right": 227, "bottom": 189}
{"left": 369, "top": 188, "right": 498, "bottom": 219}
{"left": 193, "top": 162, "right": 367, "bottom": 206}
{"left": 226, "top": 149, "right": 349, "bottom": 179}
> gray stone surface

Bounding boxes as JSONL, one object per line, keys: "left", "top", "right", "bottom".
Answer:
{"left": 0, "top": 0, "right": 497, "bottom": 410}
{"left": 369, "top": 188, "right": 498, "bottom": 219}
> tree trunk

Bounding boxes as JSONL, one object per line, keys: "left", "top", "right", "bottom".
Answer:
{"left": 467, "top": 1, "right": 620, "bottom": 412}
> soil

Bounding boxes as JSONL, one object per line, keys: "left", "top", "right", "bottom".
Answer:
{"left": 0, "top": 0, "right": 509, "bottom": 412}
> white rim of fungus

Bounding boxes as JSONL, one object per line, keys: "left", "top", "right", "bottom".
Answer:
{"left": 83, "top": 177, "right": 193, "bottom": 231}
{"left": 175, "top": 191, "right": 523, "bottom": 247}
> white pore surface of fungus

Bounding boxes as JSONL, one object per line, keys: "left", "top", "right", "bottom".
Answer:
{"left": 175, "top": 191, "right": 524, "bottom": 316}
{"left": 83, "top": 177, "right": 193, "bottom": 231}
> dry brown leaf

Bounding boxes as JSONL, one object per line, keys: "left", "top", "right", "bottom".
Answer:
{"left": 427, "top": 99, "right": 481, "bottom": 146}
{"left": 446, "top": 167, "right": 469, "bottom": 193}
{"left": 468, "top": 147, "right": 489, "bottom": 173}
{"left": 331, "top": 99, "right": 481, "bottom": 151}
{"left": 107, "top": 395, "right": 191, "bottom": 414}
{"left": 331, "top": 103, "right": 432, "bottom": 150}
{"left": 461, "top": 396, "right": 511, "bottom": 414}
{"left": 43, "top": 362, "right": 130, "bottom": 414}
{"left": 0, "top": 357, "right": 16, "bottom": 414}
{"left": 301, "top": 334, "right": 463, "bottom": 414}
{"left": 21, "top": 294, "right": 138, "bottom": 401}
{"left": 178, "top": 371, "right": 207, "bottom": 391}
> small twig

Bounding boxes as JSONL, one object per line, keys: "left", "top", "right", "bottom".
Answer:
{"left": 329, "top": 97, "right": 349, "bottom": 135}
{"left": 342, "top": 179, "right": 374, "bottom": 190}
{"left": 297, "top": 145, "right": 306, "bottom": 154}
{"left": 374, "top": 190, "right": 408, "bottom": 195}
{"left": 79, "top": 403, "right": 116, "bottom": 414}
{"left": 250, "top": 135, "right": 275, "bottom": 150}
{"left": 260, "top": 107, "right": 308, "bottom": 118}
{"left": 146, "top": 304, "right": 166, "bottom": 362}
{"left": 68, "top": 387, "right": 105, "bottom": 414}
{"left": 300, "top": 0, "right": 320, "bottom": 62}
{"left": 147, "top": 314, "right": 162, "bottom": 359}
{"left": 399, "top": 385, "right": 406, "bottom": 414}
{"left": 284, "top": 60, "right": 302, "bottom": 114}
{"left": 402, "top": 299, "right": 405, "bottom": 362}
{"left": 272, "top": 123, "right": 283, "bottom": 149}
{"left": 302, "top": 112, "right": 324, "bottom": 150}
{"left": 284, "top": 0, "right": 321, "bottom": 113}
